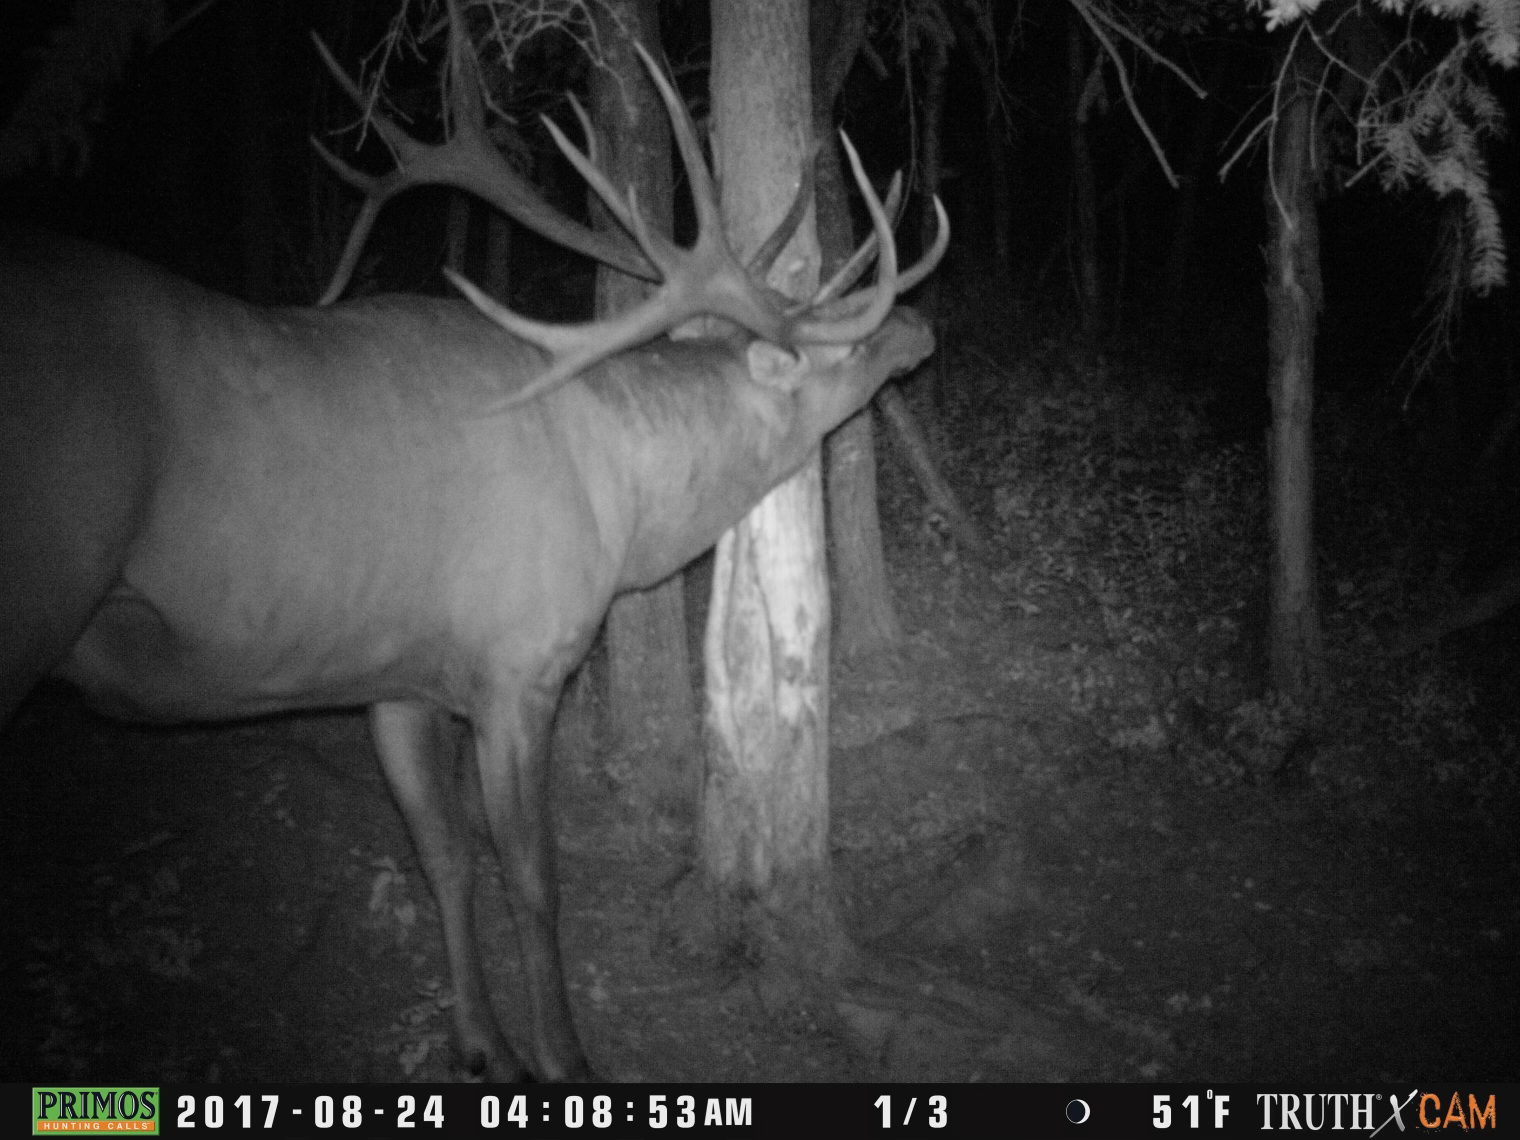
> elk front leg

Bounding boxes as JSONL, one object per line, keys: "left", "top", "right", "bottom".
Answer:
{"left": 369, "top": 700, "right": 527, "bottom": 1081}
{"left": 473, "top": 682, "right": 592, "bottom": 1081}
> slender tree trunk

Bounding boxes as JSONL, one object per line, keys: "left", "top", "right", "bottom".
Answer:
{"left": 985, "top": 94, "right": 1014, "bottom": 300}
{"left": 1264, "top": 66, "right": 1325, "bottom": 695}
{"left": 873, "top": 16, "right": 981, "bottom": 559}
{"left": 819, "top": 146, "right": 900, "bottom": 659}
{"left": 914, "top": 31, "right": 949, "bottom": 410}
{"left": 703, "top": 0, "right": 844, "bottom": 968}
{"left": 592, "top": 0, "right": 697, "bottom": 809}
{"left": 1067, "top": 13, "right": 1102, "bottom": 347}
{"left": 825, "top": 410, "right": 896, "bottom": 662}
{"left": 232, "top": 2, "right": 277, "bottom": 300}
{"left": 1113, "top": 192, "right": 1129, "bottom": 332}
{"left": 951, "top": 3, "right": 1013, "bottom": 298}
{"left": 988, "top": 134, "right": 1014, "bottom": 294}
{"left": 917, "top": 40, "right": 948, "bottom": 265}
{"left": 812, "top": 0, "right": 899, "bottom": 660}
{"left": 484, "top": 212, "right": 511, "bottom": 299}
{"left": 1163, "top": 51, "right": 1230, "bottom": 312}
{"left": 445, "top": 193, "right": 471, "bottom": 277}
{"left": 307, "top": 0, "right": 359, "bottom": 295}
{"left": 878, "top": 387, "right": 983, "bottom": 551}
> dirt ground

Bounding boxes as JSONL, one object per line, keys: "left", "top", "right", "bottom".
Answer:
{"left": 3, "top": 317, "right": 1517, "bottom": 1086}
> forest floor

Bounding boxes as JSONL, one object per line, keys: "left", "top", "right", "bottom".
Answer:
{"left": 3, "top": 299, "right": 1517, "bottom": 1086}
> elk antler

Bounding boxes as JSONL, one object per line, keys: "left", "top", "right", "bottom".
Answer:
{"left": 315, "top": 3, "right": 947, "bottom": 400}
{"left": 452, "top": 43, "right": 948, "bottom": 408}
{"left": 312, "top": 2, "right": 655, "bottom": 304}
{"left": 314, "top": 0, "right": 815, "bottom": 308}
{"left": 809, "top": 173, "right": 950, "bottom": 307}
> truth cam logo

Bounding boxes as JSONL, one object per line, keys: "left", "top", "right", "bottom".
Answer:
{"left": 31, "top": 1088, "right": 159, "bottom": 1135}
{"left": 1255, "top": 1090, "right": 1498, "bottom": 1133}
{"left": 1412, "top": 1092, "right": 1500, "bottom": 1132}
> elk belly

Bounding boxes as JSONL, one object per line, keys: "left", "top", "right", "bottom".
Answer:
{"left": 57, "top": 584, "right": 279, "bottom": 723}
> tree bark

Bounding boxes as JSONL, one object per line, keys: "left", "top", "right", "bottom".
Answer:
{"left": 703, "top": 0, "right": 843, "bottom": 968}
{"left": 592, "top": 0, "right": 698, "bottom": 809}
{"left": 1264, "top": 61, "right": 1325, "bottom": 696}
{"left": 812, "top": 0, "right": 900, "bottom": 660}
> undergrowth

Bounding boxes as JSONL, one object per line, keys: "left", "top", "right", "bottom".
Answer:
{"left": 911, "top": 307, "right": 1516, "bottom": 826}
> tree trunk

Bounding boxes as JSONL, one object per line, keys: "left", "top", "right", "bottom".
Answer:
{"left": 307, "top": 0, "right": 360, "bottom": 296}
{"left": 879, "top": 385, "right": 983, "bottom": 553}
{"left": 951, "top": 2, "right": 1013, "bottom": 298}
{"left": 812, "top": 0, "right": 899, "bottom": 660}
{"left": 988, "top": 128, "right": 1014, "bottom": 297}
{"left": 703, "top": 0, "right": 844, "bottom": 968}
{"left": 592, "top": 0, "right": 698, "bottom": 810}
{"left": 1067, "top": 13, "right": 1102, "bottom": 347}
{"left": 484, "top": 212, "right": 511, "bottom": 299}
{"left": 984, "top": 86, "right": 1014, "bottom": 299}
{"left": 1163, "top": 51, "right": 1230, "bottom": 313}
{"left": 445, "top": 192, "right": 471, "bottom": 277}
{"left": 1264, "top": 66, "right": 1325, "bottom": 696}
{"left": 916, "top": 31, "right": 948, "bottom": 392}
{"left": 232, "top": 2, "right": 277, "bottom": 300}
{"left": 820, "top": 155, "right": 900, "bottom": 659}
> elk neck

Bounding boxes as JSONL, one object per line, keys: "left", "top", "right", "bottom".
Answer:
{"left": 557, "top": 307, "right": 936, "bottom": 592}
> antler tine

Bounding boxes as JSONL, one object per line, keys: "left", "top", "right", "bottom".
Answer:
{"left": 895, "top": 195, "right": 950, "bottom": 293}
{"left": 565, "top": 91, "right": 598, "bottom": 169}
{"left": 808, "top": 171, "right": 903, "bottom": 308}
{"left": 312, "top": 16, "right": 656, "bottom": 305}
{"left": 626, "top": 45, "right": 795, "bottom": 343}
{"left": 444, "top": 268, "right": 686, "bottom": 410}
{"left": 811, "top": 194, "right": 949, "bottom": 324}
{"left": 746, "top": 160, "right": 815, "bottom": 279}
{"left": 448, "top": 128, "right": 792, "bottom": 411}
{"left": 791, "top": 132, "right": 897, "bottom": 343}
{"left": 632, "top": 44, "right": 724, "bottom": 251}
{"left": 312, "top": 32, "right": 439, "bottom": 303}
{"left": 539, "top": 114, "right": 645, "bottom": 255}
{"left": 452, "top": 41, "right": 827, "bottom": 407}
{"left": 312, "top": 150, "right": 387, "bottom": 306}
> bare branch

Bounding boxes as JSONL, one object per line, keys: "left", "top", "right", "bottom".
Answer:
{"left": 1066, "top": 0, "right": 1183, "bottom": 189}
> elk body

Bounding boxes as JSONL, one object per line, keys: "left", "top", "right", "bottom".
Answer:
{"left": 0, "top": 35, "right": 945, "bottom": 1081}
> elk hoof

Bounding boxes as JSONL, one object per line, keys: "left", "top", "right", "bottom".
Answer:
{"left": 533, "top": 1054, "right": 598, "bottom": 1083}
{"left": 563, "top": 1059, "right": 600, "bottom": 1083}
{"left": 459, "top": 1042, "right": 530, "bottom": 1083}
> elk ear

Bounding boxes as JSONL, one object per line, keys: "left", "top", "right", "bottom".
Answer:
{"left": 745, "top": 340, "right": 808, "bottom": 392}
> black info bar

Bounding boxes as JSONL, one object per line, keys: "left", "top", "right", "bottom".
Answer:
{"left": 14, "top": 1083, "right": 1516, "bottom": 1139}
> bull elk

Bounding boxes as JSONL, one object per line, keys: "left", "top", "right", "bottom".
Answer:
{"left": 0, "top": 18, "right": 946, "bottom": 1082}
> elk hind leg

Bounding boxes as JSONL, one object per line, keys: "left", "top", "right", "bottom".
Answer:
{"left": 473, "top": 682, "right": 592, "bottom": 1081}
{"left": 369, "top": 700, "right": 526, "bottom": 1081}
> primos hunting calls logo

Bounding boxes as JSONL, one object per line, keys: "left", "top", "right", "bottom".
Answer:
{"left": 32, "top": 1088, "right": 158, "bottom": 1134}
